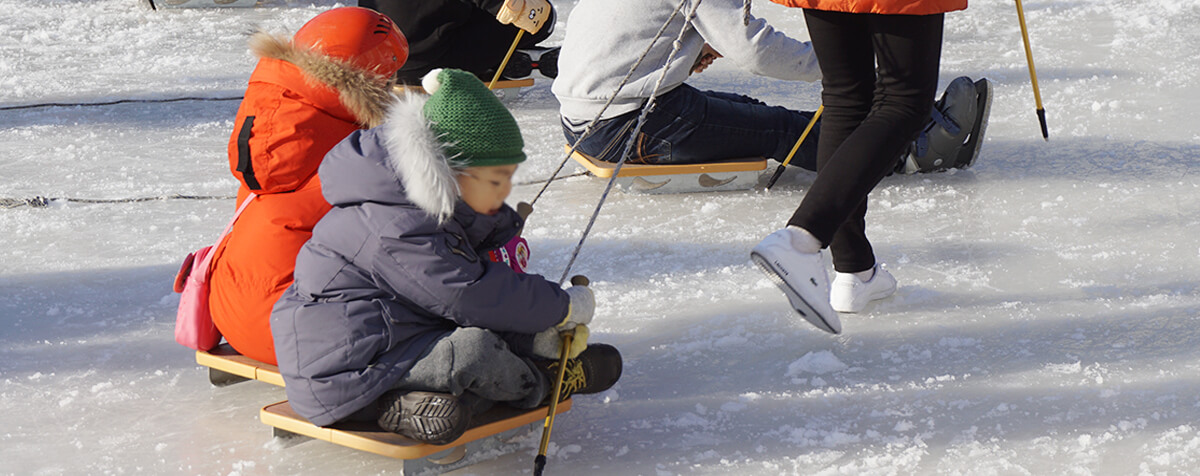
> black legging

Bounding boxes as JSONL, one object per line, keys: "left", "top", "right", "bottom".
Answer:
{"left": 787, "top": 10, "right": 944, "bottom": 273}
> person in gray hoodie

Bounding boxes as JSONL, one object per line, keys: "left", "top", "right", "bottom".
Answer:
{"left": 552, "top": 0, "right": 990, "bottom": 174}
{"left": 271, "top": 68, "right": 621, "bottom": 445}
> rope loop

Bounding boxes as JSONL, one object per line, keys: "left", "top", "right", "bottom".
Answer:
{"left": 555, "top": 0, "right": 704, "bottom": 285}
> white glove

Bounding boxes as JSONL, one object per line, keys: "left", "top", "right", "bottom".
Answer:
{"left": 532, "top": 324, "right": 589, "bottom": 359}
{"left": 561, "top": 285, "right": 594, "bottom": 329}
{"left": 496, "top": 0, "right": 552, "bottom": 34}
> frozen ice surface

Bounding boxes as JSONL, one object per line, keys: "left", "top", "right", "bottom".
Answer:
{"left": 2, "top": 0, "right": 1200, "bottom": 474}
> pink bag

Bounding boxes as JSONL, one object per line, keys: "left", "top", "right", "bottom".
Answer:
{"left": 488, "top": 236, "right": 530, "bottom": 273}
{"left": 172, "top": 194, "right": 257, "bottom": 351}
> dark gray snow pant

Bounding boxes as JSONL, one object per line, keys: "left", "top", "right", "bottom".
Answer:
{"left": 389, "top": 327, "right": 550, "bottom": 413}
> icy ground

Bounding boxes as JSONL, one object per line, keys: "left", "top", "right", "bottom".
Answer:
{"left": 3, "top": 0, "right": 1200, "bottom": 474}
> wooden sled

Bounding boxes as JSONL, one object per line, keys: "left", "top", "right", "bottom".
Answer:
{"left": 394, "top": 78, "right": 534, "bottom": 102}
{"left": 145, "top": 0, "right": 256, "bottom": 8}
{"left": 567, "top": 147, "right": 767, "bottom": 194}
{"left": 195, "top": 343, "right": 284, "bottom": 387}
{"left": 262, "top": 398, "right": 572, "bottom": 473}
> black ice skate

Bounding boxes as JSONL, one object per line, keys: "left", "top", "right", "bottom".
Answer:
{"left": 899, "top": 76, "right": 993, "bottom": 174}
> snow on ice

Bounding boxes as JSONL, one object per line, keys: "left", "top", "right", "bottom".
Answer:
{"left": 2, "top": 0, "right": 1200, "bottom": 474}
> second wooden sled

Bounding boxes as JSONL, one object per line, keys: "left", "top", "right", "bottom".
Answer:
{"left": 262, "top": 398, "right": 572, "bottom": 474}
{"left": 395, "top": 78, "right": 534, "bottom": 102}
{"left": 195, "top": 343, "right": 284, "bottom": 387}
{"left": 567, "top": 147, "right": 767, "bottom": 194}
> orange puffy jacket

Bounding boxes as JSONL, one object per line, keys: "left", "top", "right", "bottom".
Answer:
{"left": 770, "top": 0, "right": 966, "bottom": 15}
{"left": 208, "top": 25, "right": 401, "bottom": 365}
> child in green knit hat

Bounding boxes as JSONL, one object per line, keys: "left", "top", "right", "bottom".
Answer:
{"left": 271, "top": 68, "right": 622, "bottom": 445}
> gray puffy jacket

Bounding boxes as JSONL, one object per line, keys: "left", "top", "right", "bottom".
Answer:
{"left": 271, "top": 95, "right": 568, "bottom": 426}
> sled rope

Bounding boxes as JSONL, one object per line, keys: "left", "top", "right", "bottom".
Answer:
{"left": 0, "top": 96, "right": 243, "bottom": 111}
{"left": 555, "top": 0, "right": 701, "bottom": 286}
{"left": 0, "top": 173, "right": 584, "bottom": 210}
{"left": 530, "top": 0, "right": 692, "bottom": 207}
{"left": 0, "top": 194, "right": 235, "bottom": 209}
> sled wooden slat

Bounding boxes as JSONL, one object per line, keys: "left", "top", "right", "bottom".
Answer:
{"left": 195, "top": 344, "right": 284, "bottom": 387}
{"left": 567, "top": 147, "right": 766, "bottom": 193}
{"left": 567, "top": 147, "right": 766, "bottom": 178}
{"left": 261, "top": 398, "right": 572, "bottom": 461}
{"left": 393, "top": 78, "right": 534, "bottom": 95}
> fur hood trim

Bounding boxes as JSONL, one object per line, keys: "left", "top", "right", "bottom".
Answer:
{"left": 379, "top": 91, "right": 464, "bottom": 224}
{"left": 249, "top": 32, "right": 394, "bottom": 128}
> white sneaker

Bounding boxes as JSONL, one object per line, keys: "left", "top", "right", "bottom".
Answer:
{"left": 829, "top": 264, "right": 897, "bottom": 313}
{"left": 750, "top": 228, "right": 841, "bottom": 334}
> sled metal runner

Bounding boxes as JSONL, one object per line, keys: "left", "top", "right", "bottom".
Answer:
{"left": 195, "top": 344, "right": 284, "bottom": 387}
{"left": 262, "top": 399, "right": 572, "bottom": 474}
{"left": 568, "top": 147, "right": 766, "bottom": 194}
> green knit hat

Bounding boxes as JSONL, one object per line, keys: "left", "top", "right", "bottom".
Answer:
{"left": 421, "top": 68, "right": 526, "bottom": 167}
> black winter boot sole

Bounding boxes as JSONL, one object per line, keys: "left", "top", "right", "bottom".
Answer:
{"left": 955, "top": 78, "right": 993, "bottom": 169}
{"left": 377, "top": 391, "right": 469, "bottom": 446}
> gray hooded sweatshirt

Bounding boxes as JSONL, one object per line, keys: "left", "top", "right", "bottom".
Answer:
{"left": 271, "top": 94, "right": 569, "bottom": 427}
{"left": 552, "top": 0, "right": 822, "bottom": 122}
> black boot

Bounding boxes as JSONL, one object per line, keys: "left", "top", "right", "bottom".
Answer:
{"left": 500, "top": 51, "right": 533, "bottom": 80}
{"left": 376, "top": 391, "right": 470, "bottom": 445}
{"left": 531, "top": 46, "right": 559, "bottom": 79}
{"left": 535, "top": 344, "right": 623, "bottom": 403}
{"left": 899, "top": 76, "right": 988, "bottom": 174}
{"left": 953, "top": 78, "right": 993, "bottom": 169}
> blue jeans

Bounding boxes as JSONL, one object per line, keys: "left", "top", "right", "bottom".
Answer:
{"left": 562, "top": 84, "right": 820, "bottom": 171}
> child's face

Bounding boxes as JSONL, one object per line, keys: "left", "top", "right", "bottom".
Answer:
{"left": 456, "top": 164, "right": 518, "bottom": 216}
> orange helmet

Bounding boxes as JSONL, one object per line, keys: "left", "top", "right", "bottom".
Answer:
{"left": 293, "top": 7, "right": 409, "bottom": 79}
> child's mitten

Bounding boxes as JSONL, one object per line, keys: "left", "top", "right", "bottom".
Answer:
{"left": 532, "top": 324, "right": 589, "bottom": 359}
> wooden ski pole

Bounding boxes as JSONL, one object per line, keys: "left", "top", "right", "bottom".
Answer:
{"left": 532, "top": 330, "right": 572, "bottom": 476}
{"left": 765, "top": 105, "right": 823, "bottom": 190}
{"left": 1014, "top": 0, "right": 1049, "bottom": 140}
{"left": 489, "top": 30, "right": 525, "bottom": 90}
{"left": 533, "top": 275, "right": 588, "bottom": 476}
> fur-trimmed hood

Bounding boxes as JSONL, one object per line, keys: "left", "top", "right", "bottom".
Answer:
{"left": 375, "top": 90, "right": 463, "bottom": 224}
{"left": 248, "top": 32, "right": 395, "bottom": 128}
{"left": 318, "top": 91, "right": 520, "bottom": 230}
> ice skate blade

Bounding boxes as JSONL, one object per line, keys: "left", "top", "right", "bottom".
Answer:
{"left": 956, "top": 78, "right": 993, "bottom": 169}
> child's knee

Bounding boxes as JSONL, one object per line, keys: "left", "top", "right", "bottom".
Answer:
{"left": 447, "top": 327, "right": 512, "bottom": 369}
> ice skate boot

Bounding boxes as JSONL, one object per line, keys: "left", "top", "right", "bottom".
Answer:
{"left": 900, "top": 76, "right": 988, "bottom": 174}
{"left": 527, "top": 46, "right": 559, "bottom": 78}
{"left": 954, "top": 78, "right": 993, "bottom": 169}
{"left": 499, "top": 46, "right": 560, "bottom": 80}
{"left": 499, "top": 51, "right": 533, "bottom": 80}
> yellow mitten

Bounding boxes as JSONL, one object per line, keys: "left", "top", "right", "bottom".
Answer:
{"left": 496, "top": 0, "right": 552, "bottom": 34}
{"left": 532, "top": 324, "right": 589, "bottom": 359}
{"left": 566, "top": 324, "right": 589, "bottom": 358}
